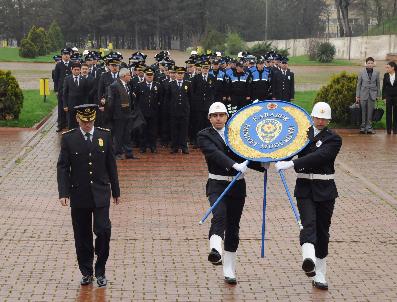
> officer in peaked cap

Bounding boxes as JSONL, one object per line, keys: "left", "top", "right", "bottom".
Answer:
{"left": 54, "top": 48, "right": 72, "bottom": 132}
{"left": 272, "top": 56, "right": 294, "bottom": 102}
{"left": 169, "top": 66, "right": 191, "bottom": 154}
{"left": 57, "top": 103, "right": 120, "bottom": 288}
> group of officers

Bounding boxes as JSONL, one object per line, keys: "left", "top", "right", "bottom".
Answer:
{"left": 55, "top": 47, "right": 341, "bottom": 291}
{"left": 52, "top": 47, "right": 295, "bottom": 158}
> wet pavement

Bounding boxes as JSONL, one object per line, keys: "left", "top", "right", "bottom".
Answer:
{"left": 0, "top": 112, "right": 396, "bottom": 301}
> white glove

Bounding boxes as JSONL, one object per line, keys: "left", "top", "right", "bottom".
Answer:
{"left": 275, "top": 161, "right": 294, "bottom": 171}
{"left": 261, "top": 162, "right": 270, "bottom": 169}
{"left": 253, "top": 99, "right": 260, "bottom": 104}
{"left": 232, "top": 160, "right": 249, "bottom": 174}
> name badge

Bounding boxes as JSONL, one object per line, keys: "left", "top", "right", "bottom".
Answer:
{"left": 316, "top": 140, "right": 322, "bottom": 147}
{"left": 98, "top": 138, "right": 104, "bottom": 147}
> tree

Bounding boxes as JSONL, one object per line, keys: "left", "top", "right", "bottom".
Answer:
{"left": 335, "top": 0, "right": 352, "bottom": 37}
{"left": 47, "top": 21, "right": 64, "bottom": 51}
{"left": 27, "top": 26, "right": 49, "bottom": 56}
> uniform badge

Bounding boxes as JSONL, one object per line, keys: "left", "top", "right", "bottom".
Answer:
{"left": 316, "top": 140, "right": 322, "bottom": 147}
{"left": 98, "top": 138, "right": 104, "bottom": 147}
{"left": 184, "top": 85, "right": 188, "bottom": 90}
{"left": 154, "top": 86, "right": 157, "bottom": 91}
{"left": 209, "top": 80, "right": 212, "bottom": 85}
{"left": 288, "top": 75, "right": 291, "bottom": 80}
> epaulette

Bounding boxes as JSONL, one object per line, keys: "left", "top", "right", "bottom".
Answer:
{"left": 61, "top": 128, "right": 77, "bottom": 135}
{"left": 97, "top": 127, "right": 111, "bottom": 132}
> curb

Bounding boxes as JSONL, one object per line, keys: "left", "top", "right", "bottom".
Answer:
{"left": 0, "top": 108, "right": 57, "bottom": 179}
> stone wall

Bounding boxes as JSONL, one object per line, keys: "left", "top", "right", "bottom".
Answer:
{"left": 247, "top": 35, "right": 397, "bottom": 61}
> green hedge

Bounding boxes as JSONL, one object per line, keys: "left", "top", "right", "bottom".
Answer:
{"left": 0, "top": 70, "right": 24, "bottom": 120}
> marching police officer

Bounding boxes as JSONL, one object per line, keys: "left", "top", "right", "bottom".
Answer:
{"left": 275, "top": 102, "right": 342, "bottom": 290}
{"left": 57, "top": 104, "right": 120, "bottom": 287}
{"left": 250, "top": 57, "right": 272, "bottom": 101}
{"left": 197, "top": 102, "right": 266, "bottom": 284}
{"left": 227, "top": 61, "right": 251, "bottom": 113}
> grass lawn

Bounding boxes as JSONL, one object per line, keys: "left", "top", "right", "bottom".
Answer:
{"left": 292, "top": 90, "right": 386, "bottom": 129}
{"left": 289, "top": 55, "right": 359, "bottom": 66}
{"left": 0, "top": 48, "right": 58, "bottom": 63}
{"left": 0, "top": 90, "right": 57, "bottom": 127}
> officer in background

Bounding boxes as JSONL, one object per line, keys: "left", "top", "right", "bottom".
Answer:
{"left": 160, "top": 65, "right": 176, "bottom": 147}
{"left": 97, "top": 53, "right": 122, "bottom": 128}
{"left": 108, "top": 68, "right": 135, "bottom": 160}
{"left": 191, "top": 60, "right": 215, "bottom": 147}
{"left": 227, "top": 61, "right": 251, "bottom": 113}
{"left": 272, "top": 57, "right": 294, "bottom": 102}
{"left": 63, "top": 62, "right": 88, "bottom": 129}
{"left": 135, "top": 67, "right": 162, "bottom": 153}
{"left": 197, "top": 102, "right": 266, "bottom": 284}
{"left": 57, "top": 104, "right": 120, "bottom": 287}
{"left": 209, "top": 59, "right": 227, "bottom": 104}
{"left": 54, "top": 48, "right": 72, "bottom": 132}
{"left": 275, "top": 102, "right": 342, "bottom": 290}
{"left": 250, "top": 57, "right": 272, "bottom": 101}
{"left": 169, "top": 66, "right": 191, "bottom": 154}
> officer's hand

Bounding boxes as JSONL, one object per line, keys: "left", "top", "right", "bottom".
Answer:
{"left": 64, "top": 107, "right": 68, "bottom": 112}
{"left": 261, "top": 162, "right": 270, "bottom": 169}
{"left": 275, "top": 161, "right": 294, "bottom": 171}
{"left": 227, "top": 97, "right": 231, "bottom": 101}
{"left": 245, "top": 97, "right": 250, "bottom": 100}
{"left": 100, "top": 98, "right": 106, "bottom": 105}
{"left": 222, "top": 97, "right": 227, "bottom": 101}
{"left": 59, "top": 198, "right": 69, "bottom": 206}
{"left": 355, "top": 96, "right": 360, "bottom": 103}
{"left": 99, "top": 106, "right": 105, "bottom": 112}
{"left": 113, "top": 197, "right": 120, "bottom": 205}
{"left": 253, "top": 99, "right": 260, "bottom": 104}
{"left": 232, "top": 160, "right": 249, "bottom": 174}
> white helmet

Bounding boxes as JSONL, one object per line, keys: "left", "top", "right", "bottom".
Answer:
{"left": 311, "top": 102, "right": 332, "bottom": 119}
{"left": 237, "top": 51, "right": 243, "bottom": 58}
{"left": 208, "top": 102, "right": 228, "bottom": 116}
{"left": 191, "top": 50, "right": 198, "bottom": 55}
{"left": 83, "top": 49, "right": 89, "bottom": 55}
{"left": 72, "top": 46, "right": 79, "bottom": 52}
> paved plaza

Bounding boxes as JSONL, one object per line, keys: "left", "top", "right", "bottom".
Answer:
{"left": 0, "top": 112, "right": 396, "bottom": 301}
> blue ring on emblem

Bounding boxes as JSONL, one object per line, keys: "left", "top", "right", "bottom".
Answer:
{"left": 225, "top": 100, "right": 313, "bottom": 162}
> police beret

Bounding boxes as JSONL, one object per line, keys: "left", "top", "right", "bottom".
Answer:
{"left": 74, "top": 104, "right": 98, "bottom": 122}
{"left": 281, "top": 57, "right": 289, "bottom": 64}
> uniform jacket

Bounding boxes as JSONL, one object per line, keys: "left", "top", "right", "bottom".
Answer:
{"left": 135, "top": 81, "right": 162, "bottom": 117}
{"left": 382, "top": 73, "right": 397, "bottom": 98}
{"left": 57, "top": 127, "right": 120, "bottom": 208}
{"left": 191, "top": 73, "right": 215, "bottom": 112}
{"left": 169, "top": 80, "right": 192, "bottom": 117}
{"left": 53, "top": 61, "right": 71, "bottom": 93}
{"left": 293, "top": 126, "right": 342, "bottom": 201}
{"left": 108, "top": 79, "right": 134, "bottom": 120}
{"left": 209, "top": 69, "right": 227, "bottom": 101}
{"left": 272, "top": 69, "right": 294, "bottom": 101}
{"left": 250, "top": 68, "right": 272, "bottom": 101}
{"left": 197, "top": 127, "right": 264, "bottom": 198}
{"left": 356, "top": 68, "right": 380, "bottom": 100}
{"left": 97, "top": 71, "right": 118, "bottom": 100}
{"left": 62, "top": 75, "right": 89, "bottom": 108}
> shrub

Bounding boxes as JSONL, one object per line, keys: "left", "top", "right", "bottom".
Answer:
{"left": 27, "top": 26, "right": 49, "bottom": 56}
{"left": 248, "top": 42, "right": 273, "bottom": 57}
{"left": 273, "top": 47, "right": 289, "bottom": 58}
{"left": 306, "top": 39, "right": 320, "bottom": 61}
{"left": 201, "top": 30, "right": 226, "bottom": 53}
{"left": 314, "top": 72, "right": 357, "bottom": 125}
{"left": 0, "top": 70, "right": 24, "bottom": 120}
{"left": 225, "top": 32, "right": 246, "bottom": 55}
{"left": 19, "top": 38, "right": 37, "bottom": 58}
{"left": 317, "top": 41, "right": 336, "bottom": 63}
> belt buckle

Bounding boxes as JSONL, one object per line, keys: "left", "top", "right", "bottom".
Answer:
{"left": 309, "top": 174, "right": 314, "bottom": 180}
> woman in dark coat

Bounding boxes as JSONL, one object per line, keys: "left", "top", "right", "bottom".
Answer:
{"left": 382, "top": 61, "right": 397, "bottom": 134}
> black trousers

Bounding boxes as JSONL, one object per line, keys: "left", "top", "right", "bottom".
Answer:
{"left": 57, "top": 93, "right": 67, "bottom": 129}
{"left": 170, "top": 116, "right": 189, "bottom": 149}
{"left": 297, "top": 198, "right": 335, "bottom": 259}
{"left": 140, "top": 115, "right": 158, "bottom": 149}
{"left": 113, "top": 116, "right": 133, "bottom": 156}
{"left": 71, "top": 206, "right": 111, "bottom": 277}
{"left": 386, "top": 97, "right": 397, "bottom": 132}
{"left": 208, "top": 192, "right": 245, "bottom": 252}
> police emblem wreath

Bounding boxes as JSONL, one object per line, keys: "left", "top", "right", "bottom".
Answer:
{"left": 226, "top": 101, "right": 312, "bottom": 162}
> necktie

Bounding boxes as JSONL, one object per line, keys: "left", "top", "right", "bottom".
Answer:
{"left": 74, "top": 77, "right": 78, "bottom": 86}
{"left": 148, "top": 83, "right": 152, "bottom": 90}
{"left": 204, "top": 76, "right": 207, "bottom": 82}
{"left": 125, "top": 84, "right": 130, "bottom": 94}
{"left": 85, "top": 132, "right": 92, "bottom": 145}
{"left": 178, "top": 81, "right": 182, "bottom": 88}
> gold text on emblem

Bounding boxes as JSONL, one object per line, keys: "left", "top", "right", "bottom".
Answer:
{"left": 98, "top": 138, "right": 104, "bottom": 147}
